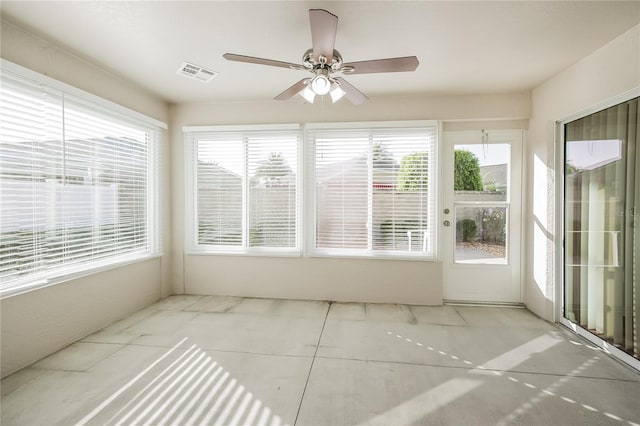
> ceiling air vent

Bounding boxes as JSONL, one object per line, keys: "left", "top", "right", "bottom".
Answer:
{"left": 177, "top": 62, "right": 218, "bottom": 82}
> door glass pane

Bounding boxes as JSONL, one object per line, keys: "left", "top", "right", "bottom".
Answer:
{"left": 564, "top": 97, "right": 639, "bottom": 360}
{"left": 453, "top": 143, "right": 510, "bottom": 264}
{"left": 455, "top": 206, "right": 507, "bottom": 264}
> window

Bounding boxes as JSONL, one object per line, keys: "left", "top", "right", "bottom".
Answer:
{"left": 307, "top": 122, "right": 437, "bottom": 258}
{"left": 563, "top": 96, "right": 639, "bottom": 362}
{"left": 453, "top": 143, "right": 511, "bottom": 264}
{"left": 0, "top": 62, "right": 164, "bottom": 296}
{"left": 185, "top": 125, "right": 300, "bottom": 253}
{"left": 185, "top": 122, "right": 437, "bottom": 259}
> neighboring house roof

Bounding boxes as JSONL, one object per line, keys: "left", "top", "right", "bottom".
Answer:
{"left": 315, "top": 156, "right": 367, "bottom": 181}
{"left": 480, "top": 163, "right": 507, "bottom": 188}
{"left": 316, "top": 156, "right": 399, "bottom": 187}
{"left": 0, "top": 137, "right": 146, "bottom": 181}
{"left": 197, "top": 161, "right": 241, "bottom": 179}
{"left": 574, "top": 157, "right": 621, "bottom": 172}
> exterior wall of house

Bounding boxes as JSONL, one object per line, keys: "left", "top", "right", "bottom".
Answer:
{"left": 526, "top": 24, "right": 640, "bottom": 321}
{"left": 171, "top": 94, "right": 531, "bottom": 304}
{"left": 0, "top": 20, "right": 170, "bottom": 378}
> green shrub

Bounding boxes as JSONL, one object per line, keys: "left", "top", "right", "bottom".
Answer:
{"left": 456, "top": 219, "right": 477, "bottom": 242}
{"left": 479, "top": 208, "right": 506, "bottom": 243}
{"left": 454, "top": 150, "right": 483, "bottom": 191}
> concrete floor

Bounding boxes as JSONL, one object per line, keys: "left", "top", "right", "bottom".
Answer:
{"left": 2, "top": 295, "right": 639, "bottom": 425}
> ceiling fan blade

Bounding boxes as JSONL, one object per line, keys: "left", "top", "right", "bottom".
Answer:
{"left": 274, "top": 79, "right": 310, "bottom": 100}
{"left": 309, "top": 9, "right": 338, "bottom": 63}
{"left": 334, "top": 77, "right": 368, "bottom": 105}
{"left": 342, "top": 56, "right": 419, "bottom": 74}
{"left": 223, "top": 53, "right": 303, "bottom": 70}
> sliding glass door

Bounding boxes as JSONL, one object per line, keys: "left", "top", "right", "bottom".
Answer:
{"left": 563, "top": 97, "right": 639, "bottom": 362}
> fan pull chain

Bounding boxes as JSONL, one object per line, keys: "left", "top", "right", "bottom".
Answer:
{"left": 481, "top": 129, "right": 489, "bottom": 159}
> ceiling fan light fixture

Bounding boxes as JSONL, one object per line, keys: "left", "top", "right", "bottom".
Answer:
{"left": 300, "top": 85, "right": 316, "bottom": 103}
{"left": 223, "top": 9, "right": 419, "bottom": 105}
{"left": 329, "top": 83, "right": 346, "bottom": 103}
{"left": 311, "top": 74, "right": 331, "bottom": 95}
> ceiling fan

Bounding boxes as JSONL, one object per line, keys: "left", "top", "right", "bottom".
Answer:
{"left": 223, "top": 9, "right": 419, "bottom": 105}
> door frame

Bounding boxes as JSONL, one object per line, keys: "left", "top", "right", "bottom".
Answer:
{"left": 554, "top": 87, "right": 640, "bottom": 371}
{"left": 441, "top": 130, "right": 524, "bottom": 304}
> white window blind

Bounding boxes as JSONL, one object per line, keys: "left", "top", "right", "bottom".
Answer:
{"left": 187, "top": 126, "right": 299, "bottom": 252}
{"left": 308, "top": 124, "right": 437, "bottom": 258}
{"left": 0, "top": 67, "right": 161, "bottom": 295}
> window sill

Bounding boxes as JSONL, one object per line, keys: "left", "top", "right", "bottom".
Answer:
{"left": 185, "top": 250, "right": 436, "bottom": 262}
{"left": 186, "top": 249, "right": 302, "bottom": 258}
{"left": 0, "top": 253, "right": 162, "bottom": 299}
{"left": 305, "top": 251, "right": 436, "bottom": 262}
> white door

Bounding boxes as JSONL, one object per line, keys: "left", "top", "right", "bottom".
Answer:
{"left": 442, "top": 130, "right": 523, "bottom": 303}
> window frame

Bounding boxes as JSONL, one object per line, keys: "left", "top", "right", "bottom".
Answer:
{"left": 305, "top": 121, "right": 439, "bottom": 261}
{"left": 184, "top": 124, "right": 303, "bottom": 256}
{"left": 555, "top": 87, "right": 640, "bottom": 372}
{"left": 184, "top": 122, "right": 439, "bottom": 261}
{"left": 0, "top": 60, "right": 166, "bottom": 298}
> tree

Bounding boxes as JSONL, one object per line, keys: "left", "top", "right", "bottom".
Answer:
{"left": 372, "top": 142, "right": 396, "bottom": 169}
{"left": 254, "top": 152, "right": 291, "bottom": 187}
{"left": 565, "top": 162, "right": 578, "bottom": 175}
{"left": 454, "top": 150, "right": 483, "bottom": 191}
{"left": 397, "top": 152, "right": 429, "bottom": 191}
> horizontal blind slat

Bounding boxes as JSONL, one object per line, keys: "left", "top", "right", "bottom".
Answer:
{"left": 192, "top": 130, "right": 299, "bottom": 250}
{"left": 310, "top": 126, "right": 436, "bottom": 256}
{"left": 0, "top": 69, "right": 158, "bottom": 292}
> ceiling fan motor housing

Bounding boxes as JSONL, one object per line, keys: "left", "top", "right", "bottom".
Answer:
{"left": 303, "top": 48, "right": 343, "bottom": 72}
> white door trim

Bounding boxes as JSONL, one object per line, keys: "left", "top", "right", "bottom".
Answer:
{"left": 442, "top": 130, "right": 524, "bottom": 303}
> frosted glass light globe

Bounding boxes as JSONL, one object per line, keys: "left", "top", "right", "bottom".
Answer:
{"left": 311, "top": 75, "right": 331, "bottom": 95}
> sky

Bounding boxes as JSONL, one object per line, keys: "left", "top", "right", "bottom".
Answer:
{"left": 456, "top": 143, "right": 510, "bottom": 166}
{"left": 565, "top": 139, "right": 622, "bottom": 170}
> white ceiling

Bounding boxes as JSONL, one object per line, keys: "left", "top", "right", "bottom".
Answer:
{"left": 2, "top": 1, "right": 639, "bottom": 104}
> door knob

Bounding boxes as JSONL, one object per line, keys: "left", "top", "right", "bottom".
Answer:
{"left": 443, "top": 220, "right": 451, "bottom": 227}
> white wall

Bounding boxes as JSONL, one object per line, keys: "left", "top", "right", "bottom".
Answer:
{"left": 0, "top": 20, "right": 168, "bottom": 122}
{"left": 186, "top": 256, "right": 441, "bottom": 305}
{"left": 525, "top": 24, "right": 640, "bottom": 321}
{"left": 0, "top": 259, "right": 161, "bottom": 377}
{"left": 0, "top": 20, "right": 171, "bottom": 377}
{"left": 171, "top": 94, "right": 530, "bottom": 304}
